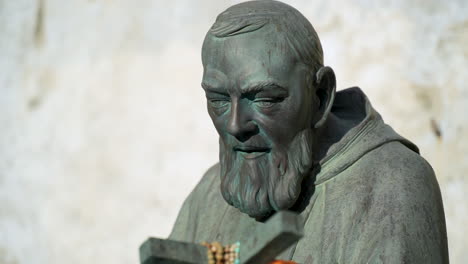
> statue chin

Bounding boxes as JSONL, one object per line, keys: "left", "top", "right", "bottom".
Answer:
{"left": 219, "top": 129, "right": 314, "bottom": 219}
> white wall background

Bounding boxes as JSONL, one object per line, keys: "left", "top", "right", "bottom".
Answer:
{"left": 0, "top": 0, "right": 467, "bottom": 263}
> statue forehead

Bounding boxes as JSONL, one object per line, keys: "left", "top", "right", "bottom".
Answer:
{"left": 202, "top": 26, "right": 298, "bottom": 89}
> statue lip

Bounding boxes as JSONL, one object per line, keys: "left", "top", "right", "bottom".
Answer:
{"left": 234, "top": 146, "right": 270, "bottom": 159}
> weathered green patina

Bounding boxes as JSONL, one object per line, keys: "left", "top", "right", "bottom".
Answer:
{"left": 140, "top": 211, "right": 303, "bottom": 264}
{"left": 168, "top": 1, "right": 449, "bottom": 263}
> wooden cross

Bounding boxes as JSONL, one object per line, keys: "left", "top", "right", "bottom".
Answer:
{"left": 139, "top": 211, "right": 303, "bottom": 264}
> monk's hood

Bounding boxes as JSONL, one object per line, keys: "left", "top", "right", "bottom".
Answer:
{"left": 314, "top": 87, "right": 419, "bottom": 185}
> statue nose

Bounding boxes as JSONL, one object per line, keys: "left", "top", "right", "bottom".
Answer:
{"left": 226, "top": 101, "right": 257, "bottom": 142}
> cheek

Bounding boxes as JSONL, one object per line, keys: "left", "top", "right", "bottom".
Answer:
{"left": 284, "top": 87, "right": 313, "bottom": 128}
{"left": 207, "top": 106, "right": 229, "bottom": 137}
{"left": 256, "top": 98, "right": 310, "bottom": 143}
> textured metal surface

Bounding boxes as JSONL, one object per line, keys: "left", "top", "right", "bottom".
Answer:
{"left": 140, "top": 238, "right": 208, "bottom": 264}
{"left": 241, "top": 211, "right": 303, "bottom": 264}
{"left": 140, "top": 211, "right": 303, "bottom": 264}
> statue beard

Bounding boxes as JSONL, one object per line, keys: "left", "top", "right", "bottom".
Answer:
{"left": 219, "top": 129, "right": 314, "bottom": 219}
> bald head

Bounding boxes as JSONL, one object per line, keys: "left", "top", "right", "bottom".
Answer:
{"left": 204, "top": 0, "right": 324, "bottom": 74}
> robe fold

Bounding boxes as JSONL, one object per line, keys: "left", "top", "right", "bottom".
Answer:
{"left": 169, "top": 87, "right": 449, "bottom": 264}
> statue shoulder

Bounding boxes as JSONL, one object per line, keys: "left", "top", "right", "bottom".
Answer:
{"left": 203, "top": 163, "right": 221, "bottom": 181}
{"left": 196, "top": 163, "right": 221, "bottom": 191}
{"left": 183, "top": 163, "right": 221, "bottom": 207}
{"left": 322, "top": 141, "right": 448, "bottom": 262}
{"left": 356, "top": 141, "right": 445, "bottom": 229}
{"left": 168, "top": 163, "right": 221, "bottom": 241}
{"left": 364, "top": 141, "right": 436, "bottom": 190}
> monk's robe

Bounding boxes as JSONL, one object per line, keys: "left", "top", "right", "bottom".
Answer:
{"left": 169, "top": 87, "right": 449, "bottom": 263}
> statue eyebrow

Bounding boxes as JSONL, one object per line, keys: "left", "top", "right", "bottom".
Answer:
{"left": 201, "top": 81, "right": 288, "bottom": 95}
{"left": 201, "top": 83, "right": 229, "bottom": 95}
{"left": 242, "top": 82, "right": 288, "bottom": 94}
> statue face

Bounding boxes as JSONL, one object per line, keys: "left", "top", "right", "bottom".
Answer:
{"left": 202, "top": 25, "right": 314, "bottom": 219}
{"left": 202, "top": 26, "right": 313, "bottom": 154}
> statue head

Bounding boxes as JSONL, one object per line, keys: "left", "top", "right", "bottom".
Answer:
{"left": 201, "top": 0, "right": 336, "bottom": 219}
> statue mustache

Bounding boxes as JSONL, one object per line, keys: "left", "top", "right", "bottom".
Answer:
{"left": 224, "top": 136, "right": 271, "bottom": 150}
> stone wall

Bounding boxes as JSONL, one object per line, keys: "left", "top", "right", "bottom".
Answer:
{"left": 0, "top": 0, "right": 466, "bottom": 263}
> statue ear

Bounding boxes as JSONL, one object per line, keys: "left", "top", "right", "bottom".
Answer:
{"left": 313, "top": 66, "right": 336, "bottom": 128}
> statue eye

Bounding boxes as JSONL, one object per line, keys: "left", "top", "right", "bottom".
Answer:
{"left": 254, "top": 98, "right": 276, "bottom": 108}
{"left": 209, "top": 99, "right": 230, "bottom": 108}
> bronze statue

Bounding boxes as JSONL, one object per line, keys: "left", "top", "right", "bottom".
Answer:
{"left": 160, "top": 1, "right": 448, "bottom": 263}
